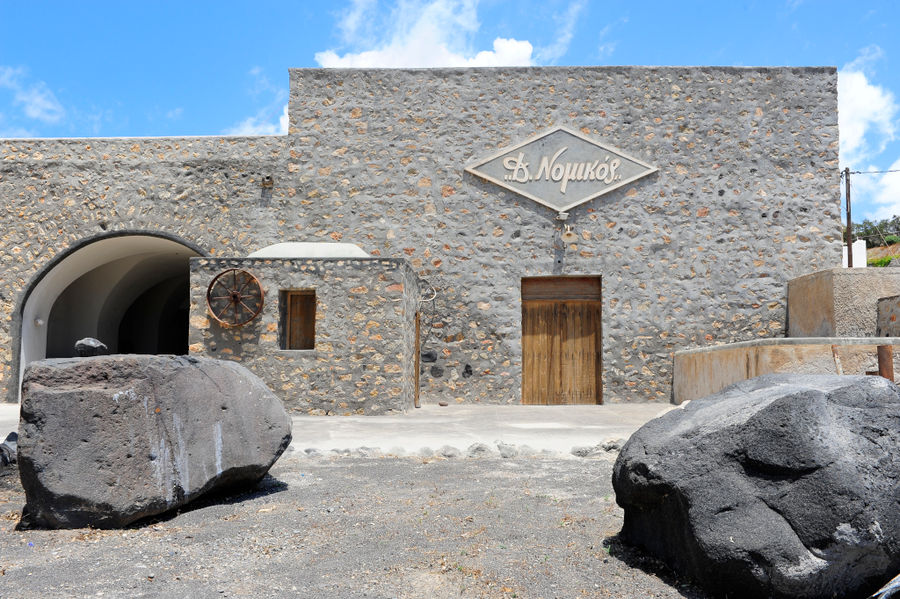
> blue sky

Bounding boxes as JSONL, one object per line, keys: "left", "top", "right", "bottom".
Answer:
{"left": 1, "top": 0, "right": 899, "bottom": 221}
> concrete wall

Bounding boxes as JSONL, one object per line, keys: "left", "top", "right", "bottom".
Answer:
{"left": 788, "top": 268, "right": 900, "bottom": 337}
{"left": 0, "top": 66, "right": 841, "bottom": 404}
{"left": 189, "top": 257, "right": 419, "bottom": 414}
{"left": 786, "top": 269, "right": 837, "bottom": 336}
{"left": 877, "top": 294, "right": 900, "bottom": 337}
{"left": 673, "top": 337, "right": 900, "bottom": 403}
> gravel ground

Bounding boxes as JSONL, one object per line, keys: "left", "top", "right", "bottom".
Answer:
{"left": 0, "top": 452, "right": 708, "bottom": 599}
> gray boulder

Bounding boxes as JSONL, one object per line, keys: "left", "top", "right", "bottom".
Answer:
{"left": 18, "top": 354, "right": 292, "bottom": 529}
{"left": 0, "top": 431, "right": 16, "bottom": 466}
{"left": 613, "top": 374, "right": 900, "bottom": 599}
{"left": 74, "top": 337, "right": 108, "bottom": 357}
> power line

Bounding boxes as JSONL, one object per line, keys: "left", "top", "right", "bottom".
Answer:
{"left": 846, "top": 168, "right": 900, "bottom": 176}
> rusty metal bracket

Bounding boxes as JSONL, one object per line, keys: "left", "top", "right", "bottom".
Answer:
{"left": 831, "top": 345, "right": 843, "bottom": 375}
{"left": 878, "top": 345, "right": 894, "bottom": 382}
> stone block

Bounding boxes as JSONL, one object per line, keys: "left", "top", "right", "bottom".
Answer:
{"left": 17, "top": 355, "right": 292, "bottom": 529}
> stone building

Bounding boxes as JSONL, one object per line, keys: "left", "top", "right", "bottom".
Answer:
{"left": 0, "top": 66, "right": 841, "bottom": 411}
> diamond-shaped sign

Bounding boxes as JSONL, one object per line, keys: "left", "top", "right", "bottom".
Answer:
{"left": 465, "top": 126, "right": 657, "bottom": 213}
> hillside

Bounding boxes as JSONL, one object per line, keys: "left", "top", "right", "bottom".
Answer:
{"left": 867, "top": 243, "right": 900, "bottom": 261}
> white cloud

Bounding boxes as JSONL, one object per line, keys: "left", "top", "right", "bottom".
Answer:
{"left": 247, "top": 66, "right": 284, "bottom": 99}
{"left": 279, "top": 103, "right": 289, "bottom": 133}
{"left": 0, "top": 127, "right": 34, "bottom": 137}
{"left": 0, "top": 111, "right": 35, "bottom": 137}
{"left": 223, "top": 68, "right": 289, "bottom": 136}
{"left": 0, "top": 66, "right": 65, "bottom": 124}
{"left": 224, "top": 103, "right": 288, "bottom": 136}
{"left": 838, "top": 46, "right": 898, "bottom": 169}
{"left": 166, "top": 107, "right": 183, "bottom": 120}
{"left": 535, "top": 1, "right": 585, "bottom": 65}
{"left": 315, "top": 0, "right": 534, "bottom": 68}
{"left": 870, "top": 157, "right": 900, "bottom": 220}
{"left": 596, "top": 23, "right": 619, "bottom": 60}
{"left": 338, "top": 0, "right": 378, "bottom": 45}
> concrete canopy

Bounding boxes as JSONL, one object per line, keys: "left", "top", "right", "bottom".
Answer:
{"left": 17, "top": 233, "right": 202, "bottom": 400}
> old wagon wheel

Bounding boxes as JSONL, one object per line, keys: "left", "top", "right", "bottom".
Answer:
{"left": 206, "top": 269, "right": 264, "bottom": 327}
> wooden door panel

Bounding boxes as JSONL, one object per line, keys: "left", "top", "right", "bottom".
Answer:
{"left": 564, "top": 302, "right": 601, "bottom": 404}
{"left": 522, "top": 296, "right": 602, "bottom": 405}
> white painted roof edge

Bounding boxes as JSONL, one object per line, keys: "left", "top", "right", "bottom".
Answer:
{"left": 247, "top": 242, "right": 370, "bottom": 258}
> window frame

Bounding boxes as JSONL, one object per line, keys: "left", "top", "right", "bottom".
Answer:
{"left": 279, "top": 289, "right": 316, "bottom": 350}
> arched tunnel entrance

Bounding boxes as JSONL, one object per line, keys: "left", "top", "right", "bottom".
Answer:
{"left": 16, "top": 233, "right": 203, "bottom": 398}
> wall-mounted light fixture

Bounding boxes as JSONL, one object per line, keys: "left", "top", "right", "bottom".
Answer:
{"left": 561, "top": 225, "right": 578, "bottom": 243}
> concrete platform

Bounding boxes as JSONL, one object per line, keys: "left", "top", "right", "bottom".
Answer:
{"left": 0, "top": 402, "right": 673, "bottom": 457}
{"left": 673, "top": 337, "right": 900, "bottom": 404}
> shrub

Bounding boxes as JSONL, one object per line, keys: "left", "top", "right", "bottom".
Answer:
{"left": 868, "top": 256, "right": 896, "bottom": 267}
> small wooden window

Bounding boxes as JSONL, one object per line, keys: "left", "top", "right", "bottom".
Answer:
{"left": 280, "top": 290, "right": 316, "bottom": 350}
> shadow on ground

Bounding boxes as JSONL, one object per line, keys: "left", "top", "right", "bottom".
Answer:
{"left": 128, "top": 474, "right": 290, "bottom": 529}
{"left": 604, "top": 534, "right": 708, "bottom": 598}
{"left": 1, "top": 463, "right": 290, "bottom": 531}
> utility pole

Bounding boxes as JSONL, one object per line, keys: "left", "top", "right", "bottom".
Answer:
{"left": 845, "top": 167, "right": 853, "bottom": 267}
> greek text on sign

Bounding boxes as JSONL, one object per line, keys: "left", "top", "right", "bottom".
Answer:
{"left": 465, "top": 126, "right": 657, "bottom": 212}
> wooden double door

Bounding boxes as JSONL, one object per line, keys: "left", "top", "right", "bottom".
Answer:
{"left": 522, "top": 277, "right": 602, "bottom": 405}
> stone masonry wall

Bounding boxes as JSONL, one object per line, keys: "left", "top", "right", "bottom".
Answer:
{"left": 189, "top": 257, "right": 419, "bottom": 414}
{"left": 0, "top": 136, "right": 287, "bottom": 402}
{"left": 0, "top": 66, "right": 840, "bottom": 404}
{"left": 287, "top": 66, "right": 841, "bottom": 403}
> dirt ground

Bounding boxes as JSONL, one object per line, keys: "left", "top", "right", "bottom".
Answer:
{"left": 0, "top": 453, "right": 707, "bottom": 599}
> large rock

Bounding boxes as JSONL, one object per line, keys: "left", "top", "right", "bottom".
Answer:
{"left": 613, "top": 374, "right": 900, "bottom": 599}
{"left": 18, "top": 355, "right": 292, "bottom": 529}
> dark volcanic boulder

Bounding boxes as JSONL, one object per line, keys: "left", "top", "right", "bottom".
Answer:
{"left": 613, "top": 374, "right": 900, "bottom": 599}
{"left": 74, "top": 337, "right": 108, "bottom": 357}
{"left": 18, "top": 355, "right": 292, "bottom": 529}
{"left": 0, "top": 431, "right": 16, "bottom": 466}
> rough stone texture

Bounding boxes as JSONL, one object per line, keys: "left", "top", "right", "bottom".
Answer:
{"left": 877, "top": 295, "right": 900, "bottom": 337}
{"left": 17, "top": 354, "right": 292, "bottom": 529}
{"left": 788, "top": 268, "right": 900, "bottom": 337}
{"left": 613, "top": 374, "right": 900, "bottom": 599}
{"left": 1, "top": 136, "right": 287, "bottom": 403}
{"left": 1, "top": 67, "right": 840, "bottom": 404}
{"left": 0, "top": 431, "right": 15, "bottom": 466}
{"left": 287, "top": 67, "right": 839, "bottom": 404}
{"left": 74, "top": 337, "right": 108, "bottom": 357}
{"left": 189, "top": 257, "right": 419, "bottom": 414}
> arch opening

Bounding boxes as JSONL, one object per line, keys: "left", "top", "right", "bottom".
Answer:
{"left": 17, "top": 233, "right": 203, "bottom": 400}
